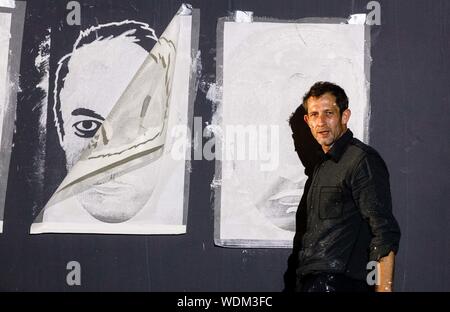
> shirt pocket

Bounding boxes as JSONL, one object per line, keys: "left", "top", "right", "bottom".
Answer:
{"left": 319, "top": 186, "right": 343, "bottom": 219}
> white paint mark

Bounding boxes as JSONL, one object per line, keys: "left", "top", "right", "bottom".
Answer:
{"left": 210, "top": 177, "right": 221, "bottom": 189}
{"left": 28, "top": 29, "right": 52, "bottom": 207}
{"left": 35, "top": 29, "right": 51, "bottom": 129}
{"left": 186, "top": 161, "right": 192, "bottom": 173}
{"left": 191, "top": 50, "right": 202, "bottom": 90}
{"left": 206, "top": 83, "right": 223, "bottom": 128}
{"left": 205, "top": 83, "right": 222, "bottom": 103}
{"left": 204, "top": 123, "right": 222, "bottom": 138}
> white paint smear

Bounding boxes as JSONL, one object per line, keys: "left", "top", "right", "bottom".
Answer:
{"left": 206, "top": 83, "right": 223, "bottom": 127}
{"left": 35, "top": 29, "right": 51, "bottom": 129}
{"left": 191, "top": 50, "right": 202, "bottom": 90}
{"left": 206, "top": 82, "right": 222, "bottom": 103}
{"left": 218, "top": 21, "right": 370, "bottom": 246}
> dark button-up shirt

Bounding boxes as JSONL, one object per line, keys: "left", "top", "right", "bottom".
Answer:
{"left": 297, "top": 129, "right": 401, "bottom": 280}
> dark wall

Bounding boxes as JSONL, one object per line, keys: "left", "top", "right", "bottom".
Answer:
{"left": 0, "top": 0, "right": 448, "bottom": 291}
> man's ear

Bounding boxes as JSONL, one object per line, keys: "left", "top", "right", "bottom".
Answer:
{"left": 304, "top": 114, "right": 309, "bottom": 125}
{"left": 341, "top": 109, "right": 351, "bottom": 125}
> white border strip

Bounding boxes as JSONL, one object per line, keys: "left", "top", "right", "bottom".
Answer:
{"left": 30, "top": 223, "right": 186, "bottom": 234}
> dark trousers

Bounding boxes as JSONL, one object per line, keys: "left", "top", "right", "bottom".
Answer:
{"left": 296, "top": 273, "right": 374, "bottom": 292}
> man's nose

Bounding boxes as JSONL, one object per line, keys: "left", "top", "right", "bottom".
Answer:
{"left": 317, "top": 113, "right": 327, "bottom": 126}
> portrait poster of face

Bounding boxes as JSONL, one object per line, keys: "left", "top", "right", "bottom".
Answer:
{"left": 0, "top": 1, "right": 25, "bottom": 233}
{"left": 214, "top": 17, "right": 371, "bottom": 247}
{"left": 26, "top": 3, "right": 199, "bottom": 234}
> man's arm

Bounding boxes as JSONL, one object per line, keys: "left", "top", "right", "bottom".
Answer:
{"left": 351, "top": 152, "right": 401, "bottom": 290}
{"left": 376, "top": 251, "right": 395, "bottom": 292}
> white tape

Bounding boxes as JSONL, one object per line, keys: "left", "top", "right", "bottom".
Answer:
{"left": 348, "top": 13, "right": 367, "bottom": 25}
{"left": 234, "top": 10, "right": 253, "bottom": 23}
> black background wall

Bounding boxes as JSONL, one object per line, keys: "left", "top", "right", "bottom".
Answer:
{"left": 0, "top": 0, "right": 449, "bottom": 292}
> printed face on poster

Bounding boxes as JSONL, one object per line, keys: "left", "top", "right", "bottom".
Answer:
{"left": 29, "top": 4, "right": 198, "bottom": 234}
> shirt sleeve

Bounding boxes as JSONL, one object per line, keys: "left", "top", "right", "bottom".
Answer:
{"left": 350, "top": 152, "right": 401, "bottom": 261}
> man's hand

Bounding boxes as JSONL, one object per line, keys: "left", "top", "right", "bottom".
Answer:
{"left": 375, "top": 251, "right": 395, "bottom": 292}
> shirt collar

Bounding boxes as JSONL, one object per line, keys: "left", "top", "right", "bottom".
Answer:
{"left": 326, "top": 129, "right": 353, "bottom": 162}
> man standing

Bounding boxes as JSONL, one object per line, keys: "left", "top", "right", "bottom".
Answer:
{"left": 294, "top": 81, "right": 400, "bottom": 292}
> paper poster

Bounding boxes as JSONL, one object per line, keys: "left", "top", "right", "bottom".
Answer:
{"left": 30, "top": 4, "right": 198, "bottom": 234}
{"left": 215, "top": 18, "right": 370, "bottom": 247}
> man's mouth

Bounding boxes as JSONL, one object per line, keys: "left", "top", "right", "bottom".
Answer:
{"left": 317, "top": 130, "right": 330, "bottom": 136}
{"left": 91, "top": 179, "right": 132, "bottom": 195}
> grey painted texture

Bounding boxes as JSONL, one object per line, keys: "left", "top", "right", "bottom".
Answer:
{"left": 0, "top": 0, "right": 448, "bottom": 291}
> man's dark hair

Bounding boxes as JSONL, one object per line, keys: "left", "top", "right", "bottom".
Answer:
{"left": 302, "top": 81, "right": 348, "bottom": 114}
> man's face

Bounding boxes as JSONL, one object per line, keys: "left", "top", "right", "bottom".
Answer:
{"left": 58, "top": 36, "right": 149, "bottom": 169}
{"left": 304, "top": 93, "right": 350, "bottom": 153}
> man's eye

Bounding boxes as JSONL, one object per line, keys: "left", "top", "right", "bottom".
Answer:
{"left": 73, "top": 120, "right": 102, "bottom": 138}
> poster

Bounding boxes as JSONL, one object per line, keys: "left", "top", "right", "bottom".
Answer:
{"left": 29, "top": 3, "right": 199, "bottom": 234}
{"left": 214, "top": 17, "right": 371, "bottom": 247}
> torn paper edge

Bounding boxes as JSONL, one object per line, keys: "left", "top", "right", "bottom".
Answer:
{"left": 182, "top": 7, "right": 200, "bottom": 226}
{"left": 212, "top": 17, "right": 225, "bottom": 248}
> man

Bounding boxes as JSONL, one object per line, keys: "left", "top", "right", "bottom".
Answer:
{"left": 292, "top": 81, "right": 400, "bottom": 292}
